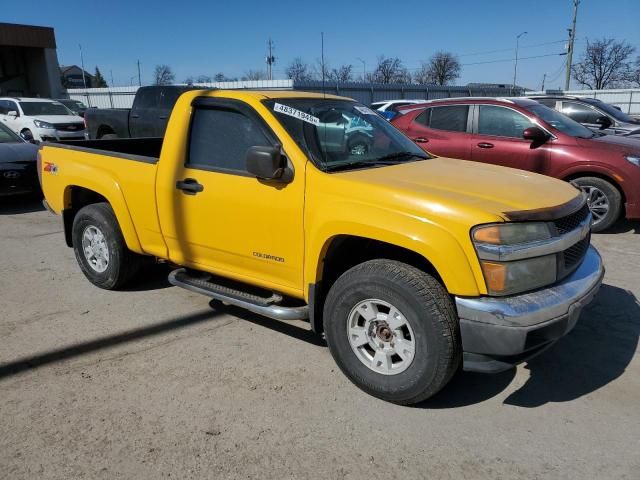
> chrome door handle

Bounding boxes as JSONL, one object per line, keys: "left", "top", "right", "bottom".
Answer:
{"left": 477, "top": 142, "right": 494, "bottom": 149}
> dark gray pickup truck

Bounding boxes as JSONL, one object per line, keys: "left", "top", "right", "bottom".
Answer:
{"left": 85, "top": 85, "right": 196, "bottom": 139}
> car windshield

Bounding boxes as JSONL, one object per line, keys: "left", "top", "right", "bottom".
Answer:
{"left": 0, "top": 122, "right": 21, "bottom": 143}
{"left": 588, "top": 100, "right": 638, "bottom": 123}
{"left": 525, "top": 103, "right": 595, "bottom": 139}
{"left": 19, "top": 101, "right": 72, "bottom": 116}
{"left": 265, "top": 99, "right": 430, "bottom": 171}
{"left": 60, "top": 100, "right": 86, "bottom": 110}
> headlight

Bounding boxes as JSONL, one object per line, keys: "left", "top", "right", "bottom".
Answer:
{"left": 625, "top": 155, "right": 640, "bottom": 167}
{"left": 33, "top": 120, "right": 55, "bottom": 129}
{"left": 472, "top": 222, "right": 557, "bottom": 296}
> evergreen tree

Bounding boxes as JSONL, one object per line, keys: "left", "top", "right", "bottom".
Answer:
{"left": 94, "top": 66, "right": 108, "bottom": 87}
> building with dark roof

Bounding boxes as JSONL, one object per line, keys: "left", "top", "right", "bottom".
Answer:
{"left": 0, "top": 22, "right": 64, "bottom": 98}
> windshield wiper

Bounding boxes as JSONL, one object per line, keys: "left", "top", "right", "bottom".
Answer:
{"left": 324, "top": 151, "right": 429, "bottom": 172}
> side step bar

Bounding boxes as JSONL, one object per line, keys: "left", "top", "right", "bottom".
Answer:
{"left": 168, "top": 268, "right": 309, "bottom": 321}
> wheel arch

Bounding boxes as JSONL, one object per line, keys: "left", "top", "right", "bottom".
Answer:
{"left": 562, "top": 170, "right": 626, "bottom": 206}
{"left": 62, "top": 184, "right": 143, "bottom": 253}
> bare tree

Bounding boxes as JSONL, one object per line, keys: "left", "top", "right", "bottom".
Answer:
{"left": 311, "top": 58, "right": 331, "bottom": 81}
{"left": 414, "top": 52, "right": 461, "bottom": 85}
{"left": 371, "top": 56, "right": 410, "bottom": 84}
{"left": 632, "top": 57, "right": 640, "bottom": 87}
{"left": 196, "top": 75, "right": 212, "bottom": 83}
{"left": 184, "top": 76, "right": 195, "bottom": 84}
{"left": 285, "top": 57, "right": 312, "bottom": 81}
{"left": 328, "top": 64, "right": 354, "bottom": 82}
{"left": 572, "top": 38, "right": 636, "bottom": 89}
{"left": 154, "top": 65, "right": 175, "bottom": 85}
{"left": 242, "top": 69, "right": 267, "bottom": 81}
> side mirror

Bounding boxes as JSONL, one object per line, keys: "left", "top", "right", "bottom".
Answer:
{"left": 522, "top": 126, "right": 549, "bottom": 143}
{"left": 245, "top": 145, "right": 292, "bottom": 182}
{"left": 595, "top": 116, "right": 612, "bottom": 130}
{"left": 8, "top": 110, "right": 18, "bottom": 118}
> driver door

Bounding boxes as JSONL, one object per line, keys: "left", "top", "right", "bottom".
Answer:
{"left": 156, "top": 98, "right": 305, "bottom": 293}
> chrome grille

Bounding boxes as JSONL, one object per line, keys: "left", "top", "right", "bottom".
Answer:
{"left": 55, "top": 123, "right": 85, "bottom": 132}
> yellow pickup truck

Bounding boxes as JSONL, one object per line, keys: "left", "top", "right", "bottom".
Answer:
{"left": 39, "top": 89, "right": 604, "bottom": 404}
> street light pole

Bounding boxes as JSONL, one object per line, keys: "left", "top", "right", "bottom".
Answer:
{"left": 513, "top": 31, "right": 527, "bottom": 90}
{"left": 564, "top": 0, "right": 580, "bottom": 90}
{"left": 357, "top": 57, "right": 366, "bottom": 81}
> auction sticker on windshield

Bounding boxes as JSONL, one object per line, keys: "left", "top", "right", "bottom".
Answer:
{"left": 354, "top": 106, "right": 376, "bottom": 115}
{"left": 274, "top": 103, "right": 320, "bottom": 126}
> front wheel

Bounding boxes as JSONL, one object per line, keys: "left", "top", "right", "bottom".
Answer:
{"left": 572, "top": 176, "right": 621, "bottom": 232}
{"left": 323, "top": 259, "right": 461, "bottom": 405}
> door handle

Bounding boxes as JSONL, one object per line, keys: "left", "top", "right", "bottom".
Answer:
{"left": 176, "top": 178, "right": 204, "bottom": 195}
{"left": 159, "top": 115, "right": 168, "bottom": 120}
{"left": 413, "top": 137, "right": 429, "bottom": 143}
{"left": 130, "top": 114, "right": 140, "bottom": 119}
{"left": 477, "top": 142, "right": 494, "bottom": 149}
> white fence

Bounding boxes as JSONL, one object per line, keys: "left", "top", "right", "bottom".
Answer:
{"left": 526, "top": 88, "right": 640, "bottom": 116}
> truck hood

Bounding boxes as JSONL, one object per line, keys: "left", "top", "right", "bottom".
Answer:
{"left": 32, "top": 115, "right": 84, "bottom": 125}
{"left": 339, "top": 157, "right": 580, "bottom": 221}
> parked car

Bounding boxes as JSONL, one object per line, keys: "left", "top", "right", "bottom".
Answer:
{"left": 0, "top": 98, "right": 86, "bottom": 142}
{"left": 529, "top": 95, "right": 640, "bottom": 136}
{"left": 56, "top": 99, "right": 88, "bottom": 117}
{"left": 84, "top": 85, "right": 197, "bottom": 139}
{"left": 392, "top": 97, "right": 640, "bottom": 231}
{"left": 370, "top": 99, "right": 425, "bottom": 120}
{"left": 39, "top": 89, "right": 603, "bottom": 404}
{"left": 0, "top": 122, "right": 39, "bottom": 196}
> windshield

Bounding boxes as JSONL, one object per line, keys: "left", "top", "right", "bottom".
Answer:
{"left": 60, "top": 100, "right": 86, "bottom": 110}
{"left": 0, "top": 122, "right": 21, "bottom": 143}
{"left": 265, "top": 99, "right": 430, "bottom": 171}
{"left": 589, "top": 100, "right": 638, "bottom": 123}
{"left": 525, "top": 104, "right": 595, "bottom": 138}
{"left": 19, "top": 101, "right": 72, "bottom": 116}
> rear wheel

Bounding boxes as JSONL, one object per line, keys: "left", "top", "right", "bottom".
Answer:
{"left": 72, "top": 202, "right": 144, "bottom": 289}
{"left": 100, "top": 133, "right": 118, "bottom": 140}
{"left": 323, "top": 259, "right": 461, "bottom": 405}
{"left": 572, "top": 176, "right": 621, "bottom": 232}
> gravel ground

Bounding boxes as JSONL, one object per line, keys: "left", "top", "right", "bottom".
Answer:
{"left": 1, "top": 196, "right": 639, "bottom": 480}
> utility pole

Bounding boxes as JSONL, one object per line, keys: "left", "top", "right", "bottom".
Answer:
{"left": 110, "top": 69, "right": 114, "bottom": 87}
{"left": 79, "top": 44, "right": 87, "bottom": 89}
{"left": 541, "top": 72, "right": 547, "bottom": 91}
{"left": 565, "top": 0, "right": 580, "bottom": 90}
{"left": 513, "top": 31, "right": 527, "bottom": 90}
{"left": 137, "top": 60, "right": 142, "bottom": 86}
{"left": 265, "top": 39, "right": 275, "bottom": 81}
{"left": 357, "top": 57, "right": 366, "bottom": 81}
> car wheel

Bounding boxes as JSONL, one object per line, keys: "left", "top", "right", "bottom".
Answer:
{"left": 323, "top": 259, "right": 461, "bottom": 405}
{"left": 572, "top": 177, "right": 622, "bottom": 232}
{"left": 72, "top": 202, "right": 144, "bottom": 289}
{"left": 100, "top": 133, "right": 118, "bottom": 140}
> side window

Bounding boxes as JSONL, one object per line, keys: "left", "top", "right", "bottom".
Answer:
{"left": 561, "top": 101, "right": 605, "bottom": 124}
{"left": 159, "top": 88, "right": 181, "bottom": 110}
{"left": 187, "top": 108, "right": 272, "bottom": 173}
{"left": 429, "top": 105, "right": 469, "bottom": 132}
{"left": 133, "top": 88, "right": 158, "bottom": 109}
{"left": 0, "top": 100, "right": 8, "bottom": 114}
{"left": 478, "top": 105, "right": 534, "bottom": 138}
{"left": 415, "top": 109, "right": 430, "bottom": 126}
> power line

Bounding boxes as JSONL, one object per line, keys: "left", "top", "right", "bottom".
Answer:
{"left": 461, "top": 52, "right": 567, "bottom": 67}
{"left": 459, "top": 39, "right": 568, "bottom": 58}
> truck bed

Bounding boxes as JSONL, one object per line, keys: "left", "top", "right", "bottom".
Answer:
{"left": 53, "top": 138, "right": 163, "bottom": 163}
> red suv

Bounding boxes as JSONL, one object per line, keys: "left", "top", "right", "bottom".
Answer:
{"left": 391, "top": 97, "right": 640, "bottom": 231}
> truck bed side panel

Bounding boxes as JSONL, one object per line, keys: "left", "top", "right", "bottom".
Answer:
{"left": 85, "top": 109, "right": 131, "bottom": 139}
{"left": 40, "top": 145, "right": 166, "bottom": 257}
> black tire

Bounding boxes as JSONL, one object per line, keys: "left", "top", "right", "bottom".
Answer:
{"left": 572, "top": 176, "right": 622, "bottom": 232}
{"left": 72, "top": 202, "right": 143, "bottom": 289}
{"left": 323, "top": 259, "right": 461, "bottom": 405}
{"left": 100, "top": 133, "right": 118, "bottom": 140}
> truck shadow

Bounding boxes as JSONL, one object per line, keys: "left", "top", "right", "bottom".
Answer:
{"left": 422, "top": 284, "right": 640, "bottom": 409}
{"left": 0, "top": 194, "right": 45, "bottom": 215}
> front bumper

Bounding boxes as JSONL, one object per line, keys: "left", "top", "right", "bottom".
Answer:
{"left": 38, "top": 128, "right": 87, "bottom": 142}
{"left": 456, "top": 246, "right": 604, "bottom": 373}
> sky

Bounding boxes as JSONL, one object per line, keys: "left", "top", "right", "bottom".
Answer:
{"left": 4, "top": 0, "right": 639, "bottom": 90}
